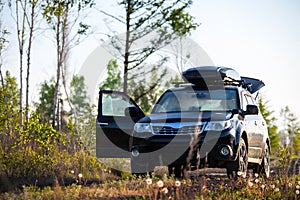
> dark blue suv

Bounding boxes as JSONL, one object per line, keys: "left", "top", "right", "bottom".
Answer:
{"left": 96, "top": 66, "right": 270, "bottom": 178}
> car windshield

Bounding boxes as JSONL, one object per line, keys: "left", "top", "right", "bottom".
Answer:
{"left": 153, "top": 88, "right": 238, "bottom": 113}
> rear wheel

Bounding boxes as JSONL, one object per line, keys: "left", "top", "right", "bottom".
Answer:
{"left": 227, "top": 138, "right": 248, "bottom": 179}
{"left": 253, "top": 144, "right": 270, "bottom": 178}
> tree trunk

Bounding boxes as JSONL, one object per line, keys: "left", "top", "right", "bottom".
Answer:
{"left": 25, "top": 2, "right": 35, "bottom": 122}
{"left": 123, "top": 0, "right": 131, "bottom": 94}
{"left": 52, "top": 7, "right": 61, "bottom": 129}
{"left": 16, "top": 0, "right": 27, "bottom": 126}
{"left": 53, "top": 4, "right": 69, "bottom": 131}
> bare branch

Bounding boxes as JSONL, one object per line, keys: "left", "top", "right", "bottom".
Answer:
{"left": 95, "top": 7, "right": 125, "bottom": 25}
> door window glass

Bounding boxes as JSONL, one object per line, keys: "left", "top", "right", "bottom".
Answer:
{"left": 102, "top": 93, "right": 135, "bottom": 116}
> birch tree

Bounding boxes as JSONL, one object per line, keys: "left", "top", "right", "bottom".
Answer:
{"left": 13, "top": 0, "right": 27, "bottom": 125}
{"left": 9, "top": 0, "right": 42, "bottom": 123}
{"left": 42, "top": 0, "right": 93, "bottom": 130}
{"left": 25, "top": 0, "right": 40, "bottom": 121}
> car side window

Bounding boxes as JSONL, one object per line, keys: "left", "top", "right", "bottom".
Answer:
{"left": 102, "top": 93, "right": 136, "bottom": 116}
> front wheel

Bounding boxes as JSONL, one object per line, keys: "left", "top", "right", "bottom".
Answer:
{"left": 227, "top": 138, "right": 248, "bottom": 179}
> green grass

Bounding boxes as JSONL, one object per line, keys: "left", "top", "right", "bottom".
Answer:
{"left": 1, "top": 147, "right": 299, "bottom": 199}
{"left": 1, "top": 172, "right": 300, "bottom": 200}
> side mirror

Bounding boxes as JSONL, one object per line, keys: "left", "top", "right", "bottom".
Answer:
{"left": 245, "top": 105, "right": 259, "bottom": 115}
{"left": 125, "top": 107, "right": 144, "bottom": 118}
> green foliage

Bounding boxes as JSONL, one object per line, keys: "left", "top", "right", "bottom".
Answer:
{"left": 100, "top": 60, "right": 175, "bottom": 113}
{"left": 2, "top": 113, "right": 64, "bottom": 178}
{"left": 99, "top": 59, "right": 189, "bottom": 114}
{"left": 34, "top": 78, "right": 56, "bottom": 124}
{"left": 78, "top": 22, "right": 91, "bottom": 35}
{"left": 280, "top": 106, "right": 300, "bottom": 155}
{"left": 99, "top": 60, "right": 122, "bottom": 91}
{"left": 113, "top": 0, "right": 198, "bottom": 92}
{"left": 0, "top": 71, "right": 19, "bottom": 133}
{"left": 0, "top": 29, "right": 9, "bottom": 51}
{"left": 128, "top": 66, "right": 168, "bottom": 113}
{"left": 17, "top": 114, "right": 62, "bottom": 149}
{"left": 70, "top": 75, "right": 89, "bottom": 114}
{"left": 1, "top": 109, "right": 103, "bottom": 187}
{"left": 41, "top": 0, "right": 94, "bottom": 30}
{"left": 258, "top": 95, "right": 280, "bottom": 151}
{"left": 69, "top": 75, "right": 96, "bottom": 152}
{"left": 294, "top": 133, "right": 300, "bottom": 156}
{"left": 277, "top": 146, "right": 291, "bottom": 176}
{"left": 118, "top": 0, "right": 198, "bottom": 37}
{"left": 67, "top": 104, "right": 96, "bottom": 152}
{"left": 167, "top": 8, "right": 198, "bottom": 36}
{"left": 0, "top": 72, "right": 106, "bottom": 191}
{"left": 281, "top": 106, "right": 300, "bottom": 135}
{"left": 69, "top": 150, "right": 103, "bottom": 179}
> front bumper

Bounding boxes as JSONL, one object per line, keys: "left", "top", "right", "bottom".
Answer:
{"left": 130, "top": 129, "right": 238, "bottom": 168}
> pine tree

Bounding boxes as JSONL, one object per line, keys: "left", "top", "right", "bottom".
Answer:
{"left": 258, "top": 95, "right": 280, "bottom": 151}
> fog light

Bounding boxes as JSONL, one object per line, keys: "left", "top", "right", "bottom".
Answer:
{"left": 131, "top": 149, "right": 140, "bottom": 157}
{"left": 219, "top": 146, "right": 230, "bottom": 156}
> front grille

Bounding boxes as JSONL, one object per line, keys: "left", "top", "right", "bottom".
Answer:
{"left": 152, "top": 125, "right": 203, "bottom": 135}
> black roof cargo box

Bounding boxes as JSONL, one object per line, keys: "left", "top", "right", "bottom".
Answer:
{"left": 182, "top": 66, "right": 241, "bottom": 86}
{"left": 241, "top": 76, "right": 265, "bottom": 94}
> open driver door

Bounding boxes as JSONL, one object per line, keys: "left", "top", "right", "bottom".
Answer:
{"left": 96, "top": 90, "right": 145, "bottom": 158}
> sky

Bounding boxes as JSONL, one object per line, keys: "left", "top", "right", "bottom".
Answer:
{"left": 188, "top": 0, "right": 300, "bottom": 119}
{"left": 2, "top": 0, "right": 300, "bottom": 124}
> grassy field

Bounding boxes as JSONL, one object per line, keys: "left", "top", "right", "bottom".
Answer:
{"left": 1, "top": 148, "right": 300, "bottom": 200}
{"left": 1, "top": 167, "right": 300, "bottom": 200}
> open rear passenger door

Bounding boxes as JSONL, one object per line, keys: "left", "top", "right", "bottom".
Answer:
{"left": 96, "top": 90, "right": 145, "bottom": 158}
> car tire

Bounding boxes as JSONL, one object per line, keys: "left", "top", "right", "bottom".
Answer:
{"left": 262, "top": 144, "right": 271, "bottom": 178}
{"left": 253, "top": 144, "right": 270, "bottom": 178}
{"left": 227, "top": 138, "right": 248, "bottom": 179}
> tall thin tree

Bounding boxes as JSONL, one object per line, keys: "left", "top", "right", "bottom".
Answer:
{"left": 9, "top": 0, "right": 40, "bottom": 123}
{"left": 42, "top": 0, "right": 93, "bottom": 129}
{"left": 100, "top": 0, "right": 198, "bottom": 93}
{"left": 25, "top": 0, "right": 40, "bottom": 121}
{"left": 14, "top": 0, "right": 27, "bottom": 126}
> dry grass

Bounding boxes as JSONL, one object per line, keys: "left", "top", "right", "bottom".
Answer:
{"left": 1, "top": 170, "right": 300, "bottom": 200}
{"left": 1, "top": 148, "right": 300, "bottom": 199}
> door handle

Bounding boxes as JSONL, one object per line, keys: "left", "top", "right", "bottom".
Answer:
{"left": 254, "top": 121, "right": 258, "bottom": 126}
{"left": 98, "top": 122, "right": 109, "bottom": 126}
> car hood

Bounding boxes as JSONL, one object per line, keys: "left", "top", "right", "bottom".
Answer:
{"left": 139, "top": 111, "right": 233, "bottom": 123}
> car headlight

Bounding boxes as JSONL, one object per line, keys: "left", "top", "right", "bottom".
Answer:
{"left": 134, "top": 123, "right": 153, "bottom": 133}
{"left": 204, "top": 121, "right": 232, "bottom": 131}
